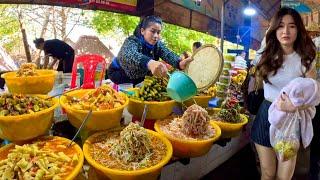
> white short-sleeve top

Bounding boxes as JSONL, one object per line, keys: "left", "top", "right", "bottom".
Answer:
{"left": 264, "top": 51, "right": 313, "bottom": 102}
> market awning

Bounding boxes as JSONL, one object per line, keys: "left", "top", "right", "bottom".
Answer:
{"left": 3, "top": 0, "right": 318, "bottom": 50}
{"left": 152, "top": 0, "right": 280, "bottom": 50}
{"left": 0, "top": 0, "right": 280, "bottom": 50}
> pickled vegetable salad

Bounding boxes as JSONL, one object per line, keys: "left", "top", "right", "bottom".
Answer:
{"left": 0, "top": 138, "right": 79, "bottom": 180}
{"left": 68, "top": 85, "right": 126, "bottom": 111}
{"left": 131, "top": 76, "right": 170, "bottom": 101}
{"left": 217, "top": 96, "right": 242, "bottom": 123}
{"left": 0, "top": 94, "right": 52, "bottom": 116}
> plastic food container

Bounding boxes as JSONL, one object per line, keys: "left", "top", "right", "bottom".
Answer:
{"left": 0, "top": 96, "right": 59, "bottom": 142}
{"left": 216, "top": 82, "right": 229, "bottom": 92}
{"left": 184, "top": 95, "right": 213, "bottom": 108}
{"left": 83, "top": 130, "right": 173, "bottom": 180}
{"left": 222, "top": 68, "right": 230, "bottom": 76}
{"left": 128, "top": 98, "right": 176, "bottom": 119}
{"left": 154, "top": 121, "right": 221, "bottom": 158}
{"left": 223, "top": 55, "right": 235, "bottom": 61}
{"left": 60, "top": 89, "right": 129, "bottom": 131}
{"left": 0, "top": 136, "right": 84, "bottom": 180}
{"left": 216, "top": 90, "right": 226, "bottom": 98}
{"left": 1, "top": 70, "right": 57, "bottom": 94}
{"left": 210, "top": 112, "right": 249, "bottom": 138}
{"left": 219, "top": 76, "right": 230, "bottom": 84}
{"left": 223, "top": 61, "right": 232, "bottom": 69}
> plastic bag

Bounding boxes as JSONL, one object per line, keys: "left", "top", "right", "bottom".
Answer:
{"left": 270, "top": 111, "right": 300, "bottom": 162}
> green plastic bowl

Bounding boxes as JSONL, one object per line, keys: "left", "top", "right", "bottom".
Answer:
{"left": 166, "top": 71, "right": 197, "bottom": 102}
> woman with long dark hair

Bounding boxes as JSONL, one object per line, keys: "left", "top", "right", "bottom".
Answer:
{"left": 108, "top": 15, "right": 192, "bottom": 85}
{"left": 251, "top": 7, "right": 317, "bottom": 180}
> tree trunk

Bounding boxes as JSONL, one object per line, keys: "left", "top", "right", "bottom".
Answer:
{"left": 60, "top": 8, "right": 68, "bottom": 40}
{"left": 52, "top": 7, "right": 57, "bottom": 39}
{"left": 39, "top": 7, "right": 51, "bottom": 38}
{"left": 35, "top": 7, "right": 52, "bottom": 67}
{"left": 18, "top": 12, "right": 31, "bottom": 63}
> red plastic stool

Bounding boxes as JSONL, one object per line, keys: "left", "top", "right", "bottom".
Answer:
{"left": 70, "top": 54, "right": 106, "bottom": 89}
{"left": 132, "top": 116, "right": 156, "bottom": 130}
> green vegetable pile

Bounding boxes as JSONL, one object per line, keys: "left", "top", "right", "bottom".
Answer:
{"left": 0, "top": 94, "right": 52, "bottom": 116}
{"left": 131, "top": 76, "right": 170, "bottom": 101}
{"left": 217, "top": 96, "right": 242, "bottom": 123}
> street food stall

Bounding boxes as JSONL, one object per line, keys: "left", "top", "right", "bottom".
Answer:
{"left": 0, "top": 0, "right": 291, "bottom": 179}
{"left": 0, "top": 43, "right": 253, "bottom": 179}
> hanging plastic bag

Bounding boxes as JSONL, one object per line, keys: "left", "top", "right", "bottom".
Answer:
{"left": 270, "top": 111, "right": 300, "bottom": 162}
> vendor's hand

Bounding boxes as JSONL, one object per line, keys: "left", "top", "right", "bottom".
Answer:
{"left": 179, "top": 56, "right": 193, "bottom": 70}
{"left": 180, "top": 51, "right": 191, "bottom": 59}
{"left": 147, "top": 60, "right": 168, "bottom": 77}
{"left": 276, "top": 92, "right": 297, "bottom": 112}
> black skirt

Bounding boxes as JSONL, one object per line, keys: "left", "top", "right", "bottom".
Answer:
{"left": 251, "top": 100, "right": 272, "bottom": 147}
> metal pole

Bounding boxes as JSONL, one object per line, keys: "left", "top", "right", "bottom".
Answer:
{"left": 220, "top": 1, "right": 225, "bottom": 53}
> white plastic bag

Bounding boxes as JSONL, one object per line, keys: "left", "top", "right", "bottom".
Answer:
{"left": 270, "top": 111, "right": 300, "bottom": 162}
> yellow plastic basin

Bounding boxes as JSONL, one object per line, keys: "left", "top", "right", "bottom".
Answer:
{"left": 83, "top": 130, "right": 173, "bottom": 180}
{"left": 154, "top": 121, "right": 221, "bottom": 158}
{"left": 184, "top": 95, "right": 213, "bottom": 107}
{"left": 60, "top": 89, "right": 129, "bottom": 131}
{"left": 128, "top": 98, "right": 176, "bottom": 119}
{"left": 1, "top": 70, "right": 57, "bottom": 94}
{"left": 211, "top": 113, "right": 248, "bottom": 138}
{"left": 206, "top": 108, "right": 221, "bottom": 115}
{"left": 0, "top": 136, "right": 84, "bottom": 180}
{"left": 0, "top": 96, "right": 58, "bottom": 142}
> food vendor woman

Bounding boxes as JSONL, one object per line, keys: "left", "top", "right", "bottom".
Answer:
{"left": 108, "top": 15, "right": 192, "bottom": 85}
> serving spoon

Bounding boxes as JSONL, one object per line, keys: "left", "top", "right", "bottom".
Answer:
{"left": 140, "top": 104, "right": 148, "bottom": 127}
{"left": 68, "top": 109, "right": 93, "bottom": 147}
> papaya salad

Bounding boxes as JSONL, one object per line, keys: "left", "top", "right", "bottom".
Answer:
{"left": 89, "top": 123, "right": 167, "bottom": 171}
{"left": 67, "top": 85, "right": 126, "bottom": 111}
{"left": 159, "top": 104, "right": 215, "bottom": 140}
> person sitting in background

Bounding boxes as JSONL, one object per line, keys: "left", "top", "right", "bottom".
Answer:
{"left": 33, "top": 38, "right": 74, "bottom": 73}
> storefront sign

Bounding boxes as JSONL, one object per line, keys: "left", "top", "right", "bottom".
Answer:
{"left": 170, "top": 0, "right": 245, "bottom": 27}
{"left": 281, "top": 0, "right": 300, "bottom": 8}
{"left": 53, "top": 0, "right": 137, "bottom": 12}
{"left": 88, "top": 0, "right": 137, "bottom": 12}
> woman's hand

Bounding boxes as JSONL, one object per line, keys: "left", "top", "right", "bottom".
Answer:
{"left": 179, "top": 56, "right": 193, "bottom": 70}
{"left": 147, "top": 60, "right": 168, "bottom": 77}
{"left": 276, "top": 92, "right": 297, "bottom": 112}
